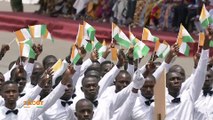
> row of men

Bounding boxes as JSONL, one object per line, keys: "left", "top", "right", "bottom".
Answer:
{"left": 0, "top": 28, "right": 213, "bottom": 120}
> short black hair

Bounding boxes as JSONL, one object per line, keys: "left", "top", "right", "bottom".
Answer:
{"left": 42, "top": 55, "right": 57, "bottom": 67}
{"left": 115, "top": 70, "right": 131, "bottom": 81}
{"left": 10, "top": 67, "right": 27, "bottom": 82}
{"left": 82, "top": 75, "right": 99, "bottom": 86}
{"left": 1, "top": 80, "right": 18, "bottom": 93}
{"left": 100, "top": 61, "right": 114, "bottom": 68}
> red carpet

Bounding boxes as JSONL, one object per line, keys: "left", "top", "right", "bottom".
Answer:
{"left": 0, "top": 11, "right": 212, "bottom": 56}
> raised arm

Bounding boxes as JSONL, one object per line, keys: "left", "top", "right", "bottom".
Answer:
{"left": 98, "top": 49, "right": 126, "bottom": 97}
{"left": 31, "top": 65, "right": 75, "bottom": 118}
{"left": 189, "top": 27, "right": 211, "bottom": 102}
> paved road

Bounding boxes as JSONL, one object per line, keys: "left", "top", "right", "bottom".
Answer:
{"left": 0, "top": 1, "right": 194, "bottom": 77}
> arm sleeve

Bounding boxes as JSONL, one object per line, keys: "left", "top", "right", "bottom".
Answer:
{"left": 24, "top": 62, "right": 34, "bottom": 83}
{"left": 31, "top": 82, "right": 66, "bottom": 118}
{"left": 98, "top": 57, "right": 106, "bottom": 63}
{"left": 17, "top": 85, "right": 42, "bottom": 108}
{"left": 127, "top": 64, "right": 134, "bottom": 76}
{"left": 72, "top": 65, "right": 81, "bottom": 87}
{"left": 189, "top": 49, "right": 209, "bottom": 102}
{"left": 111, "top": 92, "right": 138, "bottom": 120}
{"left": 98, "top": 66, "right": 120, "bottom": 97}
{"left": 79, "top": 58, "right": 93, "bottom": 76}
{"left": 153, "top": 61, "right": 171, "bottom": 81}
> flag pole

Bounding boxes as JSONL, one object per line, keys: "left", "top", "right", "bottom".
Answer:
{"left": 8, "top": 38, "right": 16, "bottom": 46}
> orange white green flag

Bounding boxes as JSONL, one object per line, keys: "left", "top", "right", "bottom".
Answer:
{"left": 17, "top": 39, "right": 36, "bottom": 59}
{"left": 177, "top": 24, "right": 194, "bottom": 43}
{"left": 98, "top": 40, "right": 107, "bottom": 57}
{"left": 83, "top": 21, "right": 95, "bottom": 41}
{"left": 93, "top": 37, "right": 102, "bottom": 50}
{"left": 142, "top": 28, "right": 159, "bottom": 42}
{"left": 129, "top": 32, "right": 139, "bottom": 45}
{"left": 112, "top": 23, "right": 131, "bottom": 48}
{"left": 199, "top": 4, "right": 213, "bottom": 29}
{"left": 178, "top": 40, "right": 190, "bottom": 56}
{"left": 15, "top": 28, "right": 32, "bottom": 42}
{"left": 133, "top": 41, "right": 150, "bottom": 59}
{"left": 70, "top": 45, "right": 81, "bottom": 64}
{"left": 154, "top": 40, "right": 170, "bottom": 58}
{"left": 29, "top": 24, "right": 47, "bottom": 38}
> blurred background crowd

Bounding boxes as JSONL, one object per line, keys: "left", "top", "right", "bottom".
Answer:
{"left": 9, "top": 0, "right": 213, "bottom": 33}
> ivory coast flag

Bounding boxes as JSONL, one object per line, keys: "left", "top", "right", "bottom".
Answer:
{"left": 18, "top": 39, "right": 36, "bottom": 59}
{"left": 93, "top": 37, "right": 102, "bottom": 50}
{"left": 199, "top": 4, "right": 213, "bottom": 29}
{"left": 98, "top": 40, "right": 107, "bottom": 57}
{"left": 199, "top": 32, "right": 205, "bottom": 46}
{"left": 133, "top": 41, "right": 150, "bottom": 59}
{"left": 15, "top": 28, "right": 32, "bottom": 42}
{"left": 129, "top": 32, "right": 139, "bottom": 45}
{"left": 111, "top": 47, "right": 118, "bottom": 61}
{"left": 81, "top": 39, "right": 93, "bottom": 52}
{"left": 70, "top": 45, "right": 81, "bottom": 64}
{"left": 178, "top": 42, "right": 190, "bottom": 56}
{"left": 83, "top": 21, "right": 95, "bottom": 41}
{"left": 154, "top": 40, "right": 169, "bottom": 58}
{"left": 51, "top": 59, "right": 63, "bottom": 73}
{"left": 29, "top": 24, "right": 47, "bottom": 38}
{"left": 177, "top": 24, "right": 194, "bottom": 43}
{"left": 142, "top": 28, "right": 159, "bottom": 42}
{"left": 76, "top": 24, "right": 84, "bottom": 47}
{"left": 112, "top": 23, "right": 131, "bottom": 48}
{"left": 43, "top": 30, "right": 54, "bottom": 43}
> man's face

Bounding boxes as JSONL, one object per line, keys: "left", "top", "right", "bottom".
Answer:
{"left": 61, "top": 80, "right": 73, "bottom": 101}
{"left": 101, "top": 63, "right": 113, "bottom": 77}
{"left": 2, "top": 83, "right": 19, "bottom": 104}
{"left": 15, "top": 73, "right": 27, "bottom": 93}
{"left": 141, "top": 78, "right": 155, "bottom": 99}
{"left": 166, "top": 72, "right": 183, "bottom": 94}
{"left": 31, "top": 66, "right": 44, "bottom": 86}
{"left": 75, "top": 101, "right": 94, "bottom": 120}
{"left": 203, "top": 70, "right": 213, "bottom": 91}
{"left": 0, "top": 74, "right": 5, "bottom": 92}
{"left": 81, "top": 77, "right": 99, "bottom": 101}
{"left": 41, "top": 80, "right": 52, "bottom": 96}
{"left": 115, "top": 73, "right": 131, "bottom": 93}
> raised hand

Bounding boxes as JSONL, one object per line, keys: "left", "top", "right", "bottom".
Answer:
{"left": 38, "top": 68, "right": 54, "bottom": 88}
{"left": 116, "top": 49, "right": 127, "bottom": 68}
{"left": 102, "top": 42, "right": 114, "bottom": 59}
{"left": 127, "top": 47, "right": 134, "bottom": 65}
{"left": 193, "top": 52, "right": 200, "bottom": 69}
{"left": 165, "top": 43, "right": 179, "bottom": 64}
{"left": 90, "top": 49, "right": 99, "bottom": 62}
{"left": 61, "top": 65, "right": 75, "bottom": 85}
{"left": 0, "top": 44, "right": 10, "bottom": 60}
{"left": 203, "top": 26, "right": 213, "bottom": 50}
{"left": 132, "top": 70, "right": 145, "bottom": 90}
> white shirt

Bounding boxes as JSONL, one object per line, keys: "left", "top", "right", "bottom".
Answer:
{"left": 0, "top": 82, "right": 66, "bottom": 120}
{"left": 131, "top": 95, "right": 154, "bottom": 120}
{"left": 194, "top": 89, "right": 213, "bottom": 120}
{"left": 163, "top": 49, "right": 209, "bottom": 120}
{"left": 111, "top": 92, "right": 138, "bottom": 120}
{"left": 42, "top": 98, "right": 76, "bottom": 120}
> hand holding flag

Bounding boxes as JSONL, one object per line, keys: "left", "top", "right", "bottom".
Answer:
{"left": 165, "top": 43, "right": 179, "bottom": 64}
{"left": 116, "top": 49, "right": 126, "bottom": 68}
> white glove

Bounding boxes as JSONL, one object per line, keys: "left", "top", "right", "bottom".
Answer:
{"left": 132, "top": 70, "right": 145, "bottom": 89}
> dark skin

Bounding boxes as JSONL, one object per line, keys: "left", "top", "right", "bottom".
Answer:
{"left": 75, "top": 99, "right": 94, "bottom": 120}
{"left": 30, "top": 62, "right": 44, "bottom": 86}
{"left": 60, "top": 79, "right": 74, "bottom": 101}
{"left": 100, "top": 63, "right": 114, "bottom": 77}
{"left": 202, "top": 70, "right": 213, "bottom": 92}
{"left": 115, "top": 71, "right": 131, "bottom": 93}
{"left": 141, "top": 76, "right": 156, "bottom": 99}
{"left": 166, "top": 72, "right": 183, "bottom": 98}
{"left": 169, "top": 65, "right": 186, "bottom": 81}
{"left": 0, "top": 73, "right": 5, "bottom": 93}
{"left": 81, "top": 76, "right": 100, "bottom": 102}
{"left": 1, "top": 83, "right": 19, "bottom": 110}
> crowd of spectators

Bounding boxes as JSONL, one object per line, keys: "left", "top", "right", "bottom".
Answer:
{"left": 11, "top": 0, "right": 213, "bottom": 33}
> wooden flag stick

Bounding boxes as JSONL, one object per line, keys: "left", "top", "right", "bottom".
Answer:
{"left": 154, "top": 69, "right": 166, "bottom": 120}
